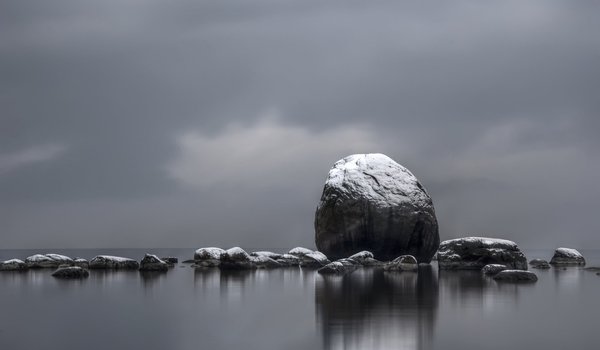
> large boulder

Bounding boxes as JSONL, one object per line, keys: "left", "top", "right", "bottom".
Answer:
{"left": 89, "top": 255, "right": 140, "bottom": 270}
{"left": 314, "top": 153, "right": 439, "bottom": 262}
{"left": 549, "top": 248, "right": 585, "bottom": 266}
{"left": 25, "top": 253, "right": 73, "bottom": 268}
{"left": 0, "top": 259, "right": 28, "bottom": 271}
{"left": 437, "top": 237, "right": 528, "bottom": 270}
{"left": 194, "top": 247, "right": 226, "bottom": 267}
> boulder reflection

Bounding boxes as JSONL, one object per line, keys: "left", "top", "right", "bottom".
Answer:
{"left": 315, "top": 266, "right": 438, "bottom": 350}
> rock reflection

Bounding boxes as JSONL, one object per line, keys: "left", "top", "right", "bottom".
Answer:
{"left": 315, "top": 266, "right": 438, "bottom": 350}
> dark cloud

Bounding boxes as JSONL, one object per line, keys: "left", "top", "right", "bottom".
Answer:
{"left": 1, "top": 0, "right": 599, "bottom": 249}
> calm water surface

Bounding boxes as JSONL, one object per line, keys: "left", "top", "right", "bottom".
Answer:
{"left": 1, "top": 249, "right": 598, "bottom": 350}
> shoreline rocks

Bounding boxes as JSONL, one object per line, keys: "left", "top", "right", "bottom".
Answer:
{"left": 0, "top": 259, "right": 28, "bottom": 271}
{"left": 52, "top": 266, "right": 89, "bottom": 279}
{"left": 529, "top": 259, "right": 551, "bottom": 269}
{"left": 493, "top": 270, "right": 538, "bottom": 282}
{"left": 89, "top": 255, "right": 140, "bottom": 270}
{"left": 219, "top": 247, "right": 254, "bottom": 269}
{"left": 383, "top": 255, "right": 418, "bottom": 272}
{"left": 482, "top": 264, "right": 507, "bottom": 275}
{"left": 549, "top": 248, "right": 585, "bottom": 266}
{"left": 194, "top": 247, "right": 226, "bottom": 267}
{"left": 314, "top": 153, "right": 439, "bottom": 262}
{"left": 437, "top": 237, "right": 528, "bottom": 270}
{"left": 318, "top": 258, "right": 359, "bottom": 275}
{"left": 25, "top": 254, "right": 73, "bottom": 268}
{"left": 287, "top": 247, "right": 330, "bottom": 267}
{"left": 139, "top": 254, "right": 169, "bottom": 271}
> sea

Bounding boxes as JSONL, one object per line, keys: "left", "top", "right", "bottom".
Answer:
{"left": 1, "top": 248, "right": 598, "bottom": 350}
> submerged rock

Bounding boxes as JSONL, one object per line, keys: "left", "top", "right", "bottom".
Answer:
{"left": 437, "top": 237, "right": 528, "bottom": 270}
{"left": 194, "top": 247, "right": 226, "bottom": 267}
{"left": 482, "top": 264, "right": 507, "bottom": 275}
{"left": 493, "top": 270, "right": 538, "bottom": 282}
{"left": 549, "top": 248, "right": 585, "bottom": 266}
{"left": 383, "top": 255, "right": 418, "bottom": 272}
{"left": 348, "top": 251, "right": 383, "bottom": 266}
{"left": 25, "top": 254, "right": 73, "bottom": 268}
{"left": 52, "top": 266, "right": 89, "bottom": 279}
{"left": 318, "top": 258, "right": 359, "bottom": 275}
{"left": 314, "top": 153, "right": 439, "bottom": 262}
{"left": 139, "top": 254, "right": 169, "bottom": 271}
{"left": 529, "top": 259, "right": 551, "bottom": 269}
{"left": 220, "top": 247, "right": 254, "bottom": 269}
{"left": 89, "top": 255, "right": 140, "bottom": 270}
{"left": 0, "top": 259, "right": 28, "bottom": 271}
{"left": 288, "top": 247, "right": 330, "bottom": 267}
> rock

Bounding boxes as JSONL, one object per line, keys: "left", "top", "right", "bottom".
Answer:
{"left": 318, "top": 258, "right": 359, "bottom": 275}
{"left": 250, "top": 251, "right": 283, "bottom": 260}
{"left": 437, "top": 237, "right": 528, "bottom": 270}
{"left": 383, "top": 255, "right": 418, "bottom": 271}
{"left": 251, "top": 255, "right": 283, "bottom": 269}
{"left": 481, "top": 264, "right": 507, "bottom": 275}
{"left": 348, "top": 251, "right": 383, "bottom": 266}
{"left": 584, "top": 267, "right": 600, "bottom": 272}
{"left": 139, "top": 254, "right": 169, "bottom": 271}
{"left": 529, "top": 259, "right": 551, "bottom": 269}
{"left": 314, "top": 153, "right": 439, "bottom": 262}
{"left": 493, "top": 270, "right": 538, "bottom": 282}
{"left": 25, "top": 253, "right": 73, "bottom": 268}
{"left": 89, "top": 255, "right": 140, "bottom": 270}
{"left": 73, "top": 258, "right": 89, "bottom": 269}
{"left": 161, "top": 257, "right": 178, "bottom": 265}
{"left": 52, "top": 266, "right": 89, "bottom": 279}
{"left": 274, "top": 254, "right": 302, "bottom": 267}
{"left": 0, "top": 259, "right": 28, "bottom": 271}
{"left": 194, "top": 247, "right": 226, "bottom": 267}
{"left": 287, "top": 247, "right": 330, "bottom": 267}
{"left": 219, "top": 247, "right": 254, "bottom": 269}
{"left": 549, "top": 248, "right": 585, "bottom": 266}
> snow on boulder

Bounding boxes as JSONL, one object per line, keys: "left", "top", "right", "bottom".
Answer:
{"left": 493, "top": 270, "right": 538, "bottom": 282}
{"left": 383, "top": 255, "right": 418, "bottom": 271}
{"left": 251, "top": 255, "right": 283, "bottom": 269}
{"left": 315, "top": 154, "right": 439, "bottom": 262}
{"left": 52, "top": 266, "right": 89, "bottom": 279}
{"left": 89, "top": 255, "right": 140, "bottom": 270}
{"left": 437, "top": 237, "right": 528, "bottom": 270}
{"left": 274, "top": 254, "right": 302, "bottom": 267}
{"left": 0, "top": 259, "right": 28, "bottom": 271}
{"left": 251, "top": 251, "right": 282, "bottom": 260}
{"left": 482, "top": 264, "right": 507, "bottom": 275}
{"left": 139, "top": 254, "right": 169, "bottom": 271}
{"left": 194, "top": 247, "right": 226, "bottom": 267}
{"left": 318, "top": 258, "right": 359, "bottom": 275}
{"left": 348, "top": 251, "right": 383, "bottom": 266}
{"left": 287, "top": 247, "right": 331, "bottom": 267}
{"left": 25, "top": 253, "right": 73, "bottom": 268}
{"left": 549, "top": 248, "right": 585, "bottom": 266}
{"left": 219, "top": 247, "right": 254, "bottom": 269}
{"left": 73, "top": 258, "right": 89, "bottom": 269}
{"left": 529, "top": 259, "right": 551, "bottom": 269}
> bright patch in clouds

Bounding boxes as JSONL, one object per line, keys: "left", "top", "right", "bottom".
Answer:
{"left": 167, "top": 116, "right": 381, "bottom": 189}
{"left": 0, "top": 144, "right": 66, "bottom": 175}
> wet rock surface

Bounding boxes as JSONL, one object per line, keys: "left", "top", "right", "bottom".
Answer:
{"left": 318, "top": 258, "right": 359, "bottom": 275}
{"left": 493, "top": 270, "right": 538, "bottom": 282}
{"left": 437, "top": 237, "right": 528, "bottom": 270}
{"left": 89, "top": 255, "right": 140, "bottom": 270}
{"left": 314, "top": 153, "right": 439, "bottom": 262}
{"left": 383, "top": 255, "right": 418, "bottom": 271}
{"left": 481, "top": 264, "right": 507, "bottom": 275}
{"left": 550, "top": 248, "right": 585, "bottom": 266}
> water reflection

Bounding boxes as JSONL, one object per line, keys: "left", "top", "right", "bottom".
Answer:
{"left": 315, "top": 266, "right": 438, "bottom": 350}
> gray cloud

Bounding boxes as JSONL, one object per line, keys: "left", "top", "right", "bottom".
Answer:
{"left": 1, "top": 0, "right": 599, "bottom": 249}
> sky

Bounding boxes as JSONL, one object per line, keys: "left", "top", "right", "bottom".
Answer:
{"left": 1, "top": 0, "right": 599, "bottom": 250}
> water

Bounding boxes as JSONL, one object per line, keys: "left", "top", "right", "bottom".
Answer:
{"left": 1, "top": 249, "right": 599, "bottom": 350}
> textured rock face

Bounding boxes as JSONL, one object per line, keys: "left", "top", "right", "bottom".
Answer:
{"left": 493, "top": 270, "right": 538, "bottom": 282}
{"left": 219, "top": 247, "right": 254, "bottom": 269}
{"left": 317, "top": 258, "right": 359, "bottom": 275}
{"left": 314, "top": 153, "right": 439, "bottom": 262}
{"left": 437, "top": 237, "right": 528, "bottom": 270}
{"left": 287, "top": 247, "right": 330, "bottom": 267}
{"left": 139, "top": 254, "right": 169, "bottom": 271}
{"left": 89, "top": 255, "right": 140, "bottom": 270}
{"left": 0, "top": 259, "right": 28, "bottom": 271}
{"left": 25, "top": 254, "right": 73, "bottom": 268}
{"left": 73, "top": 258, "right": 89, "bottom": 269}
{"left": 383, "top": 255, "right": 418, "bottom": 271}
{"left": 482, "top": 264, "right": 507, "bottom": 275}
{"left": 348, "top": 251, "right": 383, "bottom": 266}
{"left": 550, "top": 248, "right": 585, "bottom": 265}
{"left": 52, "top": 266, "right": 89, "bottom": 279}
{"left": 529, "top": 259, "right": 551, "bottom": 269}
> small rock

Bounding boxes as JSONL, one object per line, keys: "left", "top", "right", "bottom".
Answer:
{"left": 250, "top": 251, "right": 282, "bottom": 260}
{"left": 383, "top": 255, "right": 418, "bottom": 272}
{"left": 287, "top": 247, "right": 330, "bottom": 267}
{"left": 52, "top": 266, "right": 89, "bottom": 279}
{"left": 318, "top": 258, "right": 358, "bottom": 275}
{"left": 251, "top": 255, "right": 282, "bottom": 269}
{"left": 437, "top": 237, "right": 528, "bottom": 270}
{"left": 0, "top": 259, "right": 28, "bottom": 271}
{"left": 25, "top": 253, "right": 73, "bottom": 268}
{"left": 274, "top": 254, "right": 302, "bottom": 267}
{"left": 73, "top": 258, "right": 89, "bottom": 269}
{"left": 347, "top": 251, "right": 383, "bottom": 266}
{"left": 482, "top": 264, "right": 507, "bottom": 275}
{"left": 493, "top": 270, "right": 538, "bottom": 282}
{"left": 161, "top": 257, "right": 178, "bottom": 265}
{"left": 194, "top": 247, "right": 226, "bottom": 267}
{"left": 549, "top": 248, "right": 585, "bottom": 266}
{"left": 288, "top": 247, "right": 314, "bottom": 256}
{"left": 529, "top": 259, "right": 551, "bottom": 269}
{"left": 139, "top": 254, "right": 169, "bottom": 271}
{"left": 89, "top": 255, "right": 140, "bottom": 270}
{"left": 220, "top": 247, "right": 254, "bottom": 269}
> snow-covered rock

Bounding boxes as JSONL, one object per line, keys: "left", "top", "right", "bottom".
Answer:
{"left": 529, "top": 259, "right": 551, "bottom": 269}
{"left": 251, "top": 251, "right": 282, "bottom": 260}
{"left": 493, "top": 270, "right": 538, "bottom": 282}
{"left": 194, "top": 247, "right": 226, "bottom": 267}
{"left": 315, "top": 153, "right": 439, "bottom": 262}
{"left": 383, "top": 255, "right": 418, "bottom": 271}
{"left": 437, "top": 237, "right": 528, "bottom": 270}
{"left": 549, "top": 248, "right": 585, "bottom": 265}
{"left": 287, "top": 247, "right": 330, "bottom": 267}
{"left": 0, "top": 259, "right": 28, "bottom": 271}
{"left": 288, "top": 247, "right": 314, "bottom": 256}
{"left": 318, "top": 258, "right": 359, "bottom": 275}
{"left": 251, "top": 255, "right": 282, "bottom": 269}
{"left": 89, "top": 255, "right": 140, "bottom": 269}
{"left": 25, "top": 253, "right": 73, "bottom": 268}
{"left": 482, "top": 264, "right": 507, "bottom": 275}
{"left": 139, "top": 254, "right": 169, "bottom": 271}
{"left": 72, "top": 258, "right": 89, "bottom": 269}
{"left": 219, "top": 247, "right": 254, "bottom": 269}
{"left": 274, "top": 254, "right": 302, "bottom": 267}
{"left": 52, "top": 266, "right": 89, "bottom": 279}
{"left": 348, "top": 251, "right": 383, "bottom": 266}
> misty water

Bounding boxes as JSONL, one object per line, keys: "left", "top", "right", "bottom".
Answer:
{"left": 1, "top": 249, "right": 598, "bottom": 350}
